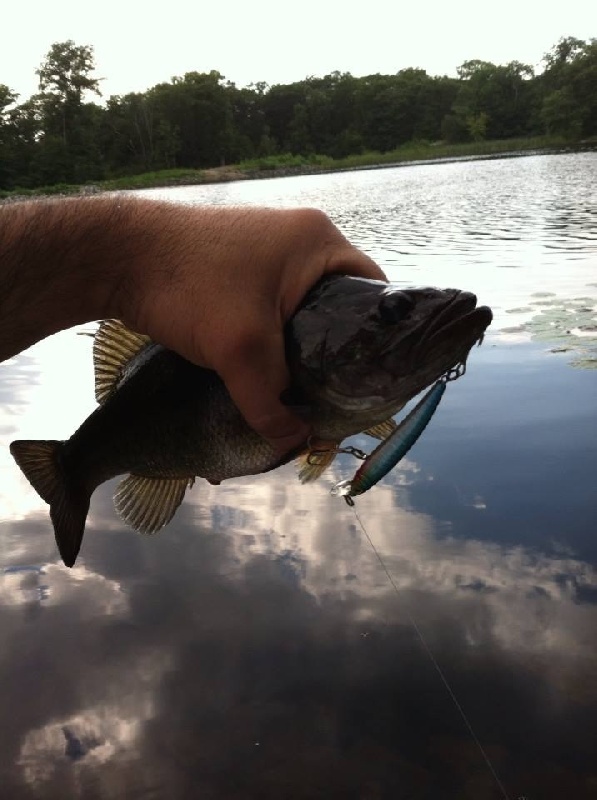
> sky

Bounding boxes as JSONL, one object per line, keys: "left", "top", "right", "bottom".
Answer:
{"left": 2, "top": 0, "right": 595, "bottom": 103}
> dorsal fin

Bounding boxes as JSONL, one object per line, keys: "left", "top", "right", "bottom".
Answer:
{"left": 364, "top": 417, "right": 399, "bottom": 440}
{"left": 114, "top": 474, "right": 194, "bottom": 534}
{"left": 93, "top": 320, "right": 151, "bottom": 404}
{"left": 296, "top": 439, "right": 338, "bottom": 483}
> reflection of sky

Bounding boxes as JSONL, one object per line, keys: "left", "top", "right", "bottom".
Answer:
{"left": 0, "top": 331, "right": 96, "bottom": 525}
{"left": 1, "top": 154, "right": 597, "bottom": 799}
{"left": 2, "top": 343, "right": 596, "bottom": 798}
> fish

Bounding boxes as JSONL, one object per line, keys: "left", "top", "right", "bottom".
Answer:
{"left": 332, "top": 378, "right": 447, "bottom": 504}
{"left": 10, "top": 275, "right": 492, "bottom": 567}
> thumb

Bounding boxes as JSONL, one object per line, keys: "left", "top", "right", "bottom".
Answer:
{"left": 218, "top": 330, "right": 310, "bottom": 456}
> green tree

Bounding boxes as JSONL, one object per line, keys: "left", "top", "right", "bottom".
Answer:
{"left": 571, "top": 39, "right": 597, "bottom": 135}
{"left": 450, "top": 59, "right": 534, "bottom": 139}
{"left": 441, "top": 112, "right": 469, "bottom": 143}
{"left": 288, "top": 102, "right": 312, "bottom": 154}
{"left": 2, "top": 96, "right": 47, "bottom": 188}
{"left": 541, "top": 88, "right": 582, "bottom": 137}
{"left": 539, "top": 38, "right": 597, "bottom": 137}
{"left": 467, "top": 111, "right": 489, "bottom": 141}
{"left": 23, "top": 41, "right": 105, "bottom": 183}
{"left": 35, "top": 41, "right": 101, "bottom": 144}
{"left": 0, "top": 84, "right": 17, "bottom": 115}
{"left": 102, "top": 92, "right": 179, "bottom": 172}
{"left": 36, "top": 40, "right": 101, "bottom": 105}
{"left": 149, "top": 71, "right": 234, "bottom": 167}
{"left": 0, "top": 84, "right": 19, "bottom": 187}
{"left": 2, "top": 34, "right": 595, "bottom": 191}
{"left": 543, "top": 37, "right": 587, "bottom": 72}
{"left": 227, "top": 83, "right": 269, "bottom": 161}
{"left": 262, "top": 82, "right": 309, "bottom": 151}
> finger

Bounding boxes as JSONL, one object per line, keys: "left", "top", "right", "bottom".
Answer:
{"left": 281, "top": 245, "right": 388, "bottom": 319}
{"left": 218, "top": 332, "right": 311, "bottom": 456}
{"left": 281, "top": 208, "right": 387, "bottom": 283}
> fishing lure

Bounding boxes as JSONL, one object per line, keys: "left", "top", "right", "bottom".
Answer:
{"left": 331, "top": 364, "right": 463, "bottom": 505}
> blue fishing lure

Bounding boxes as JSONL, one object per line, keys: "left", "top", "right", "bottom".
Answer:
{"left": 332, "top": 378, "right": 447, "bottom": 505}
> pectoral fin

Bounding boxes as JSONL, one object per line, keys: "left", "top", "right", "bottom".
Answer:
{"left": 114, "top": 475, "right": 194, "bottom": 534}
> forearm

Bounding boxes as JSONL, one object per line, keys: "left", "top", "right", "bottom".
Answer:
{"left": 0, "top": 196, "right": 155, "bottom": 361}
{"left": 0, "top": 196, "right": 278, "bottom": 362}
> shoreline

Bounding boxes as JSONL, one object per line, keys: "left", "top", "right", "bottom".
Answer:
{"left": 2, "top": 137, "right": 596, "bottom": 202}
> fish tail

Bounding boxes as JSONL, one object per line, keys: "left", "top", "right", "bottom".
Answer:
{"left": 9, "top": 440, "right": 90, "bottom": 568}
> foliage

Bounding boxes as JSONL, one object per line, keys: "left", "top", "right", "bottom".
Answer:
{"left": 0, "top": 37, "right": 595, "bottom": 191}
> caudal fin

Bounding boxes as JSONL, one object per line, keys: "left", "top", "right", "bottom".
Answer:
{"left": 9, "top": 440, "right": 90, "bottom": 568}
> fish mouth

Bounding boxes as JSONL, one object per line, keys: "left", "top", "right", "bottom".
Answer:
{"left": 372, "top": 290, "right": 492, "bottom": 388}
{"left": 288, "top": 278, "right": 493, "bottom": 417}
{"left": 415, "top": 291, "right": 492, "bottom": 359}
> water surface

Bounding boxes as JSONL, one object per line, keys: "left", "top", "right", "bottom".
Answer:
{"left": 1, "top": 153, "right": 596, "bottom": 799}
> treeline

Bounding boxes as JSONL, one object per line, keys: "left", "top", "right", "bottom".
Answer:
{"left": 0, "top": 37, "right": 596, "bottom": 190}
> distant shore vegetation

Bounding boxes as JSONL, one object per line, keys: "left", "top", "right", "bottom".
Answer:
{"left": 0, "top": 37, "right": 595, "bottom": 196}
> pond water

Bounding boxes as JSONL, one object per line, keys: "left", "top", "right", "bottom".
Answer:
{"left": 1, "top": 153, "right": 596, "bottom": 799}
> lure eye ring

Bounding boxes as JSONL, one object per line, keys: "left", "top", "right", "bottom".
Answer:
{"left": 444, "top": 362, "right": 466, "bottom": 382}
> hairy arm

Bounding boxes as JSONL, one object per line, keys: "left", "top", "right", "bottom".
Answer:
{"left": 0, "top": 197, "right": 135, "bottom": 360}
{"left": 0, "top": 196, "right": 385, "bottom": 451}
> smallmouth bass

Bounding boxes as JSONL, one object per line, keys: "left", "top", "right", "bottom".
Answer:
{"left": 10, "top": 275, "right": 492, "bottom": 567}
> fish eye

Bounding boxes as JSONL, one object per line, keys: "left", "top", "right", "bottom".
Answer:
{"left": 378, "top": 291, "right": 415, "bottom": 324}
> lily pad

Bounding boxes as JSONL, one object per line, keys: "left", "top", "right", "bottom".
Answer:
{"left": 505, "top": 296, "right": 597, "bottom": 369}
{"left": 571, "top": 356, "right": 597, "bottom": 369}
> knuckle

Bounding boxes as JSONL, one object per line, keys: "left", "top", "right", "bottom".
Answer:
{"left": 292, "top": 207, "right": 336, "bottom": 238}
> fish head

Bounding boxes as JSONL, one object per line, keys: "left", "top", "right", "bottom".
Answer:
{"left": 287, "top": 275, "right": 492, "bottom": 425}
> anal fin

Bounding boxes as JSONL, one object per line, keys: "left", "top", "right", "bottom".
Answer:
{"left": 296, "top": 440, "right": 338, "bottom": 483}
{"left": 364, "top": 418, "right": 399, "bottom": 440}
{"left": 114, "top": 475, "right": 194, "bottom": 534}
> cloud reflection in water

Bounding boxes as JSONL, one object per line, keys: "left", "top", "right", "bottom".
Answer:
{"left": 2, "top": 456, "right": 596, "bottom": 798}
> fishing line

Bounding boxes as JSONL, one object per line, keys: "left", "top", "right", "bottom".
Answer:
{"left": 350, "top": 503, "right": 511, "bottom": 800}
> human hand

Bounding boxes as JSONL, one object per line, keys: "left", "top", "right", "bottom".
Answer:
{"left": 116, "top": 203, "right": 386, "bottom": 454}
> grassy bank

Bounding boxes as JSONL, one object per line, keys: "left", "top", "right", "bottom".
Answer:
{"left": 1, "top": 135, "right": 592, "bottom": 200}
{"left": 238, "top": 135, "right": 571, "bottom": 172}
